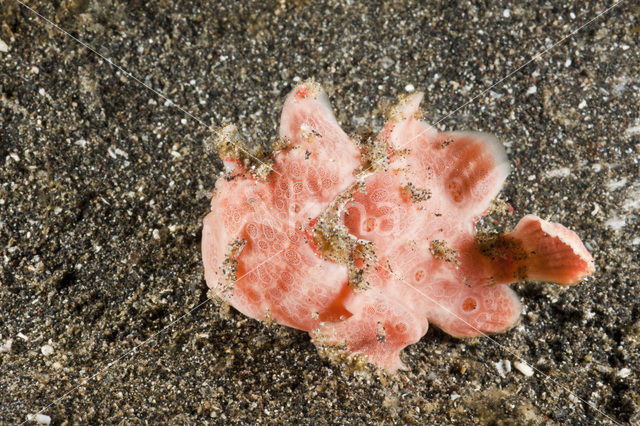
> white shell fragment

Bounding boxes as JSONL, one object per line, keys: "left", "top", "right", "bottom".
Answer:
{"left": 514, "top": 360, "right": 534, "bottom": 377}
{"left": 494, "top": 359, "right": 512, "bottom": 378}
{"left": 0, "top": 339, "right": 12, "bottom": 353}
{"left": 26, "top": 414, "right": 51, "bottom": 425}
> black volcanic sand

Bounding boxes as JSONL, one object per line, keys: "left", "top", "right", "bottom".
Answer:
{"left": 1, "top": 1, "right": 639, "bottom": 424}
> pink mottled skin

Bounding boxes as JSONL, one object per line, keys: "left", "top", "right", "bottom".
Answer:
{"left": 202, "top": 81, "right": 595, "bottom": 371}
{"left": 202, "top": 84, "right": 360, "bottom": 331}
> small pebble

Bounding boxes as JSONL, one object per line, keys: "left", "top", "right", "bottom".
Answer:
{"left": 0, "top": 38, "right": 8, "bottom": 53}
{"left": 0, "top": 339, "right": 12, "bottom": 353}
{"left": 41, "top": 345, "right": 54, "bottom": 356}
{"left": 404, "top": 84, "right": 415, "bottom": 93}
{"left": 26, "top": 414, "right": 51, "bottom": 425}
{"left": 617, "top": 368, "right": 631, "bottom": 378}
{"left": 514, "top": 360, "right": 534, "bottom": 377}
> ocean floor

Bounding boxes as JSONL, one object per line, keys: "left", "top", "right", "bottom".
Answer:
{"left": 1, "top": 1, "right": 639, "bottom": 424}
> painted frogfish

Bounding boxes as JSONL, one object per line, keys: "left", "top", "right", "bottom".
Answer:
{"left": 202, "top": 81, "right": 594, "bottom": 371}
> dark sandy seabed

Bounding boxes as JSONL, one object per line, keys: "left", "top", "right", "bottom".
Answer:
{"left": 1, "top": 0, "right": 639, "bottom": 424}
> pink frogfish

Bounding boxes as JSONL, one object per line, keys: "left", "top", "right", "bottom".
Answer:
{"left": 202, "top": 81, "right": 594, "bottom": 371}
